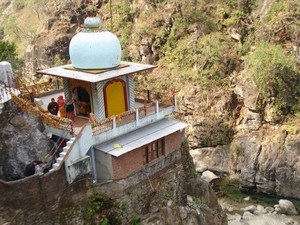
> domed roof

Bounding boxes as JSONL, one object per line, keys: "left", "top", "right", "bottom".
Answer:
{"left": 69, "top": 17, "right": 122, "bottom": 70}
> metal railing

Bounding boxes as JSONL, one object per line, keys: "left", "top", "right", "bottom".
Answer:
{"left": 91, "top": 91, "right": 176, "bottom": 135}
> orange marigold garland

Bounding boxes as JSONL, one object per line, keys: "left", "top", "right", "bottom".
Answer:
{"left": 10, "top": 92, "right": 72, "bottom": 131}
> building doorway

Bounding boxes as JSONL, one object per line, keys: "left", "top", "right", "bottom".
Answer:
{"left": 73, "top": 86, "right": 91, "bottom": 116}
{"left": 104, "top": 79, "right": 128, "bottom": 117}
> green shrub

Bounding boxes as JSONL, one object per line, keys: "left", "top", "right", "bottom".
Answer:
{"left": 265, "top": 0, "right": 288, "bottom": 22}
{"left": 120, "top": 201, "right": 129, "bottom": 211}
{"left": 0, "top": 40, "right": 17, "bottom": 60}
{"left": 230, "top": 140, "right": 241, "bottom": 155}
{"left": 111, "top": 0, "right": 135, "bottom": 48}
{"left": 246, "top": 42, "right": 300, "bottom": 115}
{"left": 161, "top": 32, "right": 239, "bottom": 86}
{"left": 282, "top": 124, "right": 299, "bottom": 135}
{"left": 223, "top": 10, "right": 246, "bottom": 26}
{"left": 130, "top": 212, "right": 141, "bottom": 225}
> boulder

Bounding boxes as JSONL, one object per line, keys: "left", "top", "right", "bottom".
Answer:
{"left": 242, "top": 205, "right": 256, "bottom": 213}
{"left": 278, "top": 199, "right": 298, "bottom": 215}
{"left": 190, "top": 146, "right": 231, "bottom": 175}
{"left": 254, "top": 205, "right": 267, "bottom": 215}
{"left": 242, "top": 211, "right": 255, "bottom": 220}
{"left": 265, "top": 206, "right": 275, "bottom": 214}
{"left": 243, "top": 196, "right": 250, "bottom": 201}
{"left": 201, "top": 170, "right": 220, "bottom": 183}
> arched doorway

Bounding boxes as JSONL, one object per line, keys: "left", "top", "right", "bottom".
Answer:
{"left": 104, "top": 79, "right": 128, "bottom": 117}
{"left": 73, "top": 86, "right": 91, "bottom": 116}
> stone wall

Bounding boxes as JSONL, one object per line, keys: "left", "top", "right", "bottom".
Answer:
{"left": 0, "top": 165, "right": 67, "bottom": 221}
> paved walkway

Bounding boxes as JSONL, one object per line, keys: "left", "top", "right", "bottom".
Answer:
{"left": 37, "top": 90, "right": 65, "bottom": 111}
{"left": 37, "top": 90, "right": 89, "bottom": 135}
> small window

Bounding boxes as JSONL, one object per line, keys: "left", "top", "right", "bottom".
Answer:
{"left": 145, "top": 138, "right": 165, "bottom": 164}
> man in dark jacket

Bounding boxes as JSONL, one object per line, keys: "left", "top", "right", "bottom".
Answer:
{"left": 47, "top": 98, "right": 59, "bottom": 115}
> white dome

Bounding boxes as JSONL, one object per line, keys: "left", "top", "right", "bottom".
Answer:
{"left": 69, "top": 17, "right": 122, "bottom": 69}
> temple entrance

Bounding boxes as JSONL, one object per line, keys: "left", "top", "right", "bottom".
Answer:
{"left": 104, "top": 79, "right": 127, "bottom": 117}
{"left": 73, "top": 86, "right": 91, "bottom": 116}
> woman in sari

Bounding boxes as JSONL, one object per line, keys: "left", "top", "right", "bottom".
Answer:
{"left": 57, "top": 95, "right": 67, "bottom": 118}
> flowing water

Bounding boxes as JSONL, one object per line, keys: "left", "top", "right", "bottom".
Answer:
{"left": 214, "top": 176, "right": 300, "bottom": 223}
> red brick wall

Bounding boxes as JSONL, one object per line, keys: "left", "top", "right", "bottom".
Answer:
{"left": 112, "top": 145, "right": 145, "bottom": 180}
{"left": 165, "top": 131, "right": 183, "bottom": 155}
{"left": 112, "top": 130, "right": 183, "bottom": 179}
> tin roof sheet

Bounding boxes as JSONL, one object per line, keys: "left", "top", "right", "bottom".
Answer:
{"left": 36, "top": 61, "right": 157, "bottom": 83}
{"left": 94, "top": 118, "right": 188, "bottom": 157}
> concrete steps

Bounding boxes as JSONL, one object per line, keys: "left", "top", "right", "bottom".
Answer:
{"left": 51, "top": 137, "right": 76, "bottom": 171}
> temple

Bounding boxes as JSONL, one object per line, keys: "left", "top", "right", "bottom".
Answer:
{"left": 33, "top": 14, "right": 188, "bottom": 184}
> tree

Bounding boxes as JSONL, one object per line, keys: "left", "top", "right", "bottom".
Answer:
{"left": 0, "top": 40, "right": 18, "bottom": 61}
{"left": 0, "top": 40, "right": 23, "bottom": 75}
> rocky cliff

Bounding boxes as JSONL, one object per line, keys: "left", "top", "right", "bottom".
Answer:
{"left": 0, "top": 0, "right": 299, "bottom": 221}
{"left": 0, "top": 100, "right": 53, "bottom": 180}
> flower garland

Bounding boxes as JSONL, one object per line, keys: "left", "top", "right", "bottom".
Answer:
{"left": 10, "top": 93, "right": 72, "bottom": 130}
{"left": 89, "top": 88, "right": 176, "bottom": 134}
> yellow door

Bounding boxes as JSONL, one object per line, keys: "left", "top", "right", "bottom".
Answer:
{"left": 105, "top": 79, "right": 127, "bottom": 117}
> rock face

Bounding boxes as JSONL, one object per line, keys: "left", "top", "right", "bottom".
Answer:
{"left": 142, "top": 174, "right": 227, "bottom": 225}
{"left": 0, "top": 100, "right": 53, "bottom": 180}
{"left": 190, "top": 125, "right": 300, "bottom": 198}
{"left": 185, "top": 62, "right": 300, "bottom": 199}
{"left": 18, "top": 162, "right": 227, "bottom": 224}
{"left": 229, "top": 63, "right": 300, "bottom": 197}
{"left": 180, "top": 86, "right": 238, "bottom": 149}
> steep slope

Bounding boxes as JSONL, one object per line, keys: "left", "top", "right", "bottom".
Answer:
{"left": 1, "top": 0, "right": 300, "bottom": 210}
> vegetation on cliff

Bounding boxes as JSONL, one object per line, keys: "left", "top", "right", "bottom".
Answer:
{"left": 0, "top": 0, "right": 299, "bottom": 109}
{"left": 0, "top": 39, "right": 23, "bottom": 72}
{"left": 0, "top": 0, "right": 299, "bottom": 223}
{"left": 0, "top": 0, "right": 299, "bottom": 157}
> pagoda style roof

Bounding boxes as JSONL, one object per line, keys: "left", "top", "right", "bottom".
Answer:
{"left": 36, "top": 61, "right": 157, "bottom": 83}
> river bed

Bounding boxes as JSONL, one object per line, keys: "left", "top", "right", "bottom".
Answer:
{"left": 214, "top": 177, "right": 300, "bottom": 225}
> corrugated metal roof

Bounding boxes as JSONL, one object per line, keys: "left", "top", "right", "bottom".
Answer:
{"left": 94, "top": 118, "right": 188, "bottom": 157}
{"left": 36, "top": 61, "right": 157, "bottom": 83}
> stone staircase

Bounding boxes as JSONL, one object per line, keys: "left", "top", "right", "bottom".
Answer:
{"left": 50, "top": 136, "right": 76, "bottom": 172}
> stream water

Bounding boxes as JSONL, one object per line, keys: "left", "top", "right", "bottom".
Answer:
{"left": 214, "top": 177, "right": 300, "bottom": 223}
